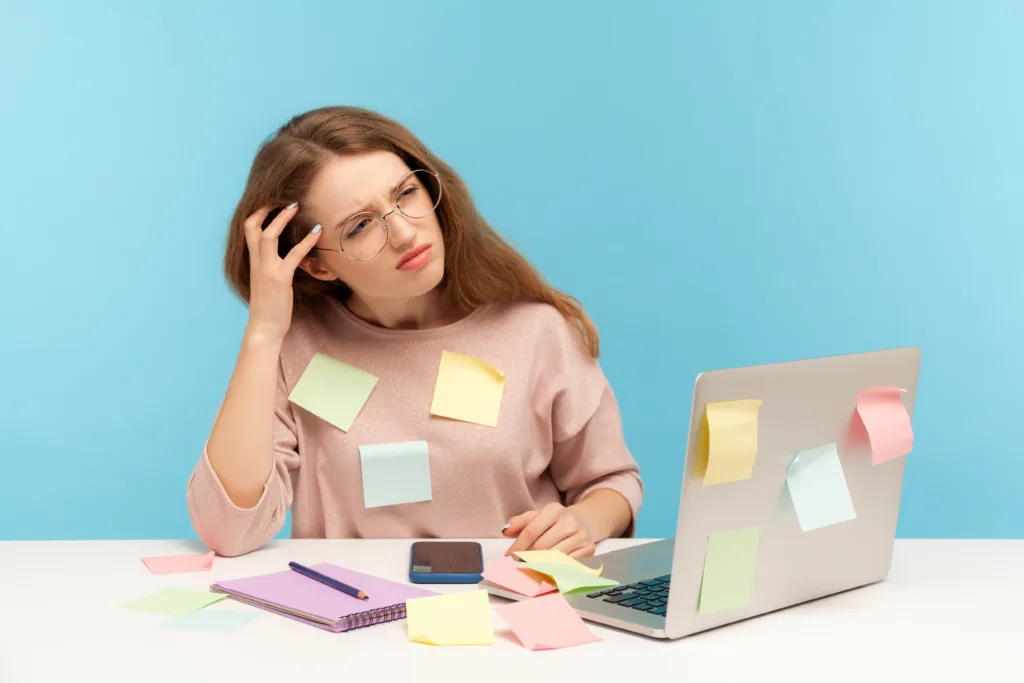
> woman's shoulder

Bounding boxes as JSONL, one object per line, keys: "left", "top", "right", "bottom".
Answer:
{"left": 484, "top": 299, "right": 574, "bottom": 334}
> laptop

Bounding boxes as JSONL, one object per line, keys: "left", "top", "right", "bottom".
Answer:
{"left": 482, "top": 346, "right": 921, "bottom": 639}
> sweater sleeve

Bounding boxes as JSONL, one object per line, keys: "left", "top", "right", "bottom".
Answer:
{"left": 539, "top": 311, "right": 644, "bottom": 537}
{"left": 186, "top": 366, "right": 300, "bottom": 557}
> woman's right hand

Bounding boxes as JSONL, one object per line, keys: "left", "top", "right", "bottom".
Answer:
{"left": 242, "top": 203, "right": 322, "bottom": 341}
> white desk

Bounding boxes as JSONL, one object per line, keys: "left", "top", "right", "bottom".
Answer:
{"left": 0, "top": 539, "right": 1019, "bottom": 682}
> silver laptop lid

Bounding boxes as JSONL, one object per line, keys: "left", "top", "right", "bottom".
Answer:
{"left": 665, "top": 347, "right": 921, "bottom": 639}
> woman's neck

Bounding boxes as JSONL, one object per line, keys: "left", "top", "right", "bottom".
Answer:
{"left": 345, "top": 289, "right": 457, "bottom": 330}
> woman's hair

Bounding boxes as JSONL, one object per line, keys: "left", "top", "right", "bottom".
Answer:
{"left": 223, "top": 106, "right": 600, "bottom": 357}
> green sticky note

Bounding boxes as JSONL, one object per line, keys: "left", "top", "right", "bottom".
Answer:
{"left": 288, "top": 353, "right": 378, "bottom": 432}
{"left": 359, "top": 440, "right": 433, "bottom": 509}
{"left": 698, "top": 527, "right": 760, "bottom": 614}
{"left": 787, "top": 443, "right": 857, "bottom": 532}
{"left": 521, "top": 562, "right": 620, "bottom": 594}
{"left": 158, "top": 609, "right": 257, "bottom": 634}
{"left": 123, "top": 588, "right": 226, "bottom": 616}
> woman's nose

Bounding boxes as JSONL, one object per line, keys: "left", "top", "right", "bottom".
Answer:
{"left": 387, "top": 214, "right": 418, "bottom": 248}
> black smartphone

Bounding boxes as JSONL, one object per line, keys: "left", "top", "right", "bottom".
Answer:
{"left": 408, "top": 541, "right": 484, "bottom": 584}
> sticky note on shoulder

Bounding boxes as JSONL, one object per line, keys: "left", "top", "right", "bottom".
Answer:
{"left": 786, "top": 443, "right": 856, "bottom": 532}
{"left": 855, "top": 386, "right": 913, "bottom": 465}
{"left": 429, "top": 350, "right": 505, "bottom": 427}
{"left": 288, "top": 353, "right": 378, "bottom": 432}
{"left": 406, "top": 590, "right": 494, "bottom": 646}
{"left": 698, "top": 526, "right": 760, "bottom": 614}
{"left": 702, "top": 399, "right": 763, "bottom": 486}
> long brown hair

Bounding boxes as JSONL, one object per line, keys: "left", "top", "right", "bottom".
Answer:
{"left": 224, "top": 106, "right": 599, "bottom": 357}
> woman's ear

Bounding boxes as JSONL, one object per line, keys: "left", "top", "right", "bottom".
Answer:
{"left": 298, "top": 256, "right": 337, "bottom": 282}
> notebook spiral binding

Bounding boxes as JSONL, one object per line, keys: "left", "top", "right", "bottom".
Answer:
{"left": 343, "top": 604, "right": 407, "bottom": 631}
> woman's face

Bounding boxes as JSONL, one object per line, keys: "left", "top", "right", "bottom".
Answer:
{"left": 299, "top": 151, "right": 445, "bottom": 301}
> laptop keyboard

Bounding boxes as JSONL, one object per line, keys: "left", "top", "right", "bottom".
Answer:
{"left": 585, "top": 574, "right": 671, "bottom": 616}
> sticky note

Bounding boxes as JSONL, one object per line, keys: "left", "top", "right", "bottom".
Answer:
{"left": 157, "top": 609, "right": 257, "bottom": 634}
{"left": 406, "top": 590, "right": 494, "bottom": 646}
{"left": 141, "top": 550, "right": 215, "bottom": 575}
{"left": 495, "top": 593, "right": 601, "bottom": 650}
{"left": 288, "top": 353, "right": 378, "bottom": 432}
{"left": 123, "top": 588, "right": 226, "bottom": 616}
{"left": 517, "top": 562, "right": 619, "bottom": 594}
{"left": 702, "top": 399, "right": 763, "bottom": 486}
{"left": 429, "top": 350, "right": 505, "bottom": 427}
{"left": 481, "top": 556, "right": 557, "bottom": 597}
{"left": 787, "top": 443, "right": 857, "bottom": 532}
{"left": 855, "top": 386, "right": 913, "bottom": 465}
{"left": 512, "top": 550, "right": 603, "bottom": 576}
{"left": 697, "top": 527, "right": 760, "bottom": 614}
{"left": 358, "top": 440, "right": 432, "bottom": 509}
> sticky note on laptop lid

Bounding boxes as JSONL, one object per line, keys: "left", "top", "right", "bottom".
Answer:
{"left": 786, "top": 443, "right": 857, "bottom": 532}
{"left": 697, "top": 526, "right": 760, "bottom": 614}
{"left": 855, "top": 386, "right": 913, "bottom": 465}
{"left": 288, "top": 353, "right": 378, "bottom": 432}
{"left": 702, "top": 399, "right": 763, "bottom": 486}
{"left": 429, "top": 350, "right": 505, "bottom": 427}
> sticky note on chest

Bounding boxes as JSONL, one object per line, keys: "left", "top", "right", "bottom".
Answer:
{"left": 429, "top": 350, "right": 505, "bottom": 427}
{"left": 288, "top": 353, "right": 378, "bottom": 432}
{"left": 359, "top": 441, "right": 433, "bottom": 509}
{"left": 702, "top": 399, "right": 763, "bottom": 486}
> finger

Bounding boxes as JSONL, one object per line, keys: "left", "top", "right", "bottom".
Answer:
{"left": 567, "top": 546, "right": 595, "bottom": 560}
{"left": 263, "top": 203, "right": 300, "bottom": 241}
{"left": 552, "top": 531, "right": 587, "bottom": 555}
{"left": 282, "top": 223, "right": 323, "bottom": 272}
{"left": 529, "top": 517, "right": 578, "bottom": 552}
{"left": 242, "top": 206, "right": 274, "bottom": 262}
{"left": 506, "top": 505, "right": 562, "bottom": 557}
{"left": 503, "top": 510, "right": 540, "bottom": 537}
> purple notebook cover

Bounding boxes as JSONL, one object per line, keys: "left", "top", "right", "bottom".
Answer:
{"left": 210, "top": 563, "right": 437, "bottom": 632}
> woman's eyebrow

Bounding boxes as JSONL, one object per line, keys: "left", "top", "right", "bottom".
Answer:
{"left": 334, "top": 176, "right": 406, "bottom": 229}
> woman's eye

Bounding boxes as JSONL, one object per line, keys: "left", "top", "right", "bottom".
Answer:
{"left": 400, "top": 186, "right": 419, "bottom": 198}
{"left": 348, "top": 220, "right": 369, "bottom": 237}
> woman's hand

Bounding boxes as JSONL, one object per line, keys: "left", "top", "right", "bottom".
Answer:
{"left": 242, "top": 203, "right": 322, "bottom": 341}
{"left": 502, "top": 502, "right": 597, "bottom": 559}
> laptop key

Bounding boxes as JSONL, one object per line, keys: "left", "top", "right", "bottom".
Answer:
{"left": 651, "top": 598, "right": 667, "bottom": 607}
{"left": 655, "top": 590, "right": 670, "bottom": 598}
{"left": 632, "top": 602, "right": 658, "bottom": 611}
{"left": 640, "top": 579, "right": 663, "bottom": 587}
{"left": 654, "top": 575, "right": 672, "bottom": 583}
{"left": 621, "top": 597, "right": 648, "bottom": 607}
{"left": 626, "top": 583, "right": 646, "bottom": 590}
{"left": 604, "top": 594, "right": 632, "bottom": 604}
{"left": 650, "top": 605, "right": 668, "bottom": 615}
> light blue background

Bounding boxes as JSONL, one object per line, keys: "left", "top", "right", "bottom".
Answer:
{"left": 1, "top": 2, "right": 1020, "bottom": 541}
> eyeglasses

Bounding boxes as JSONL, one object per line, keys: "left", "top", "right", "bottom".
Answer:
{"left": 312, "top": 169, "right": 443, "bottom": 261}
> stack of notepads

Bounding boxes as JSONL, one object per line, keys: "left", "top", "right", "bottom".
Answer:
{"left": 211, "top": 563, "right": 437, "bottom": 632}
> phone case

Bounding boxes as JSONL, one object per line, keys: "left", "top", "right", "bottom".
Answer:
{"left": 408, "top": 541, "right": 484, "bottom": 584}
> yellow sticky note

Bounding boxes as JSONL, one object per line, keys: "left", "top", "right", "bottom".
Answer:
{"left": 429, "top": 350, "right": 505, "bottom": 427}
{"left": 512, "top": 550, "right": 603, "bottom": 576}
{"left": 517, "top": 563, "right": 619, "bottom": 594}
{"left": 702, "top": 399, "right": 763, "bottom": 486}
{"left": 288, "top": 353, "right": 378, "bottom": 432}
{"left": 406, "top": 590, "right": 494, "bottom": 646}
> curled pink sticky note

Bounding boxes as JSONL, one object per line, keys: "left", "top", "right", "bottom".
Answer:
{"left": 141, "top": 550, "right": 215, "bottom": 575}
{"left": 855, "top": 386, "right": 913, "bottom": 465}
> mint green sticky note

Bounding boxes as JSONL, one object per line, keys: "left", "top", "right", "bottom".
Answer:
{"left": 359, "top": 441, "right": 433, "bottom": 508}
{"left": 123, "top": 588, "right": 225, "bottom": 616}
{"left": 288, "top": 353, "right": 378, "bottom": 432}
{"left": 787, "top": 442, "right": 857, "bottom": 532}
{"left": 698, "top": 527, "right": 760, "bottom": 615}
{"left": 158, "top": 609, "right": 257, "bottom": 634}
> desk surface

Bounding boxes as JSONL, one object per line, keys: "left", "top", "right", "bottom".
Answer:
{"left": 1, "top": 538, "right": 1019, "bottom": 682}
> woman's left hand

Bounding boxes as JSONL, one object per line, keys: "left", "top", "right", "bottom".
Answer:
{"left": 502, "top": 502, "right": 596, "bottom": 559}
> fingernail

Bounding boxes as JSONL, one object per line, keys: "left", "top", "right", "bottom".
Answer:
{"left": 501, "top": 524, "right": 510, "bottom": 531}
{"left": 287, "top": 202, "right": 298, "bottom": 209}
{"left": 311, "top": 224, "right": 322, "bottom": 234}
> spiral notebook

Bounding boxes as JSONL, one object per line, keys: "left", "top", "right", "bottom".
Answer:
{"left": 210, "top": 562, "right": 437, "bottom": 632}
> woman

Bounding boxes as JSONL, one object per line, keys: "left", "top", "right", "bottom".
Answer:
{"left": 187, "top": 106, "right": 643, "bottom": 559}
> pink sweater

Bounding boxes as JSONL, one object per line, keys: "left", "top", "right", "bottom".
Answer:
{"left": 187, "top": 299, "right": 644, "bottom": 557}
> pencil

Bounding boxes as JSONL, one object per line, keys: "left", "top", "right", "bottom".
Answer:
{"left": 288, "top": 561, "right": 369, "bottom": 600}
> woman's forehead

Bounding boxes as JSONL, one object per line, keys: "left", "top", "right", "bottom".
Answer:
{"left": 308, "top": 151, "right": 411, "bottom": 216}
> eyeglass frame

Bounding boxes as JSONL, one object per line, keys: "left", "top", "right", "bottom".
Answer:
{"left": 310, "top": 168, "right": 443, "bottom": 261}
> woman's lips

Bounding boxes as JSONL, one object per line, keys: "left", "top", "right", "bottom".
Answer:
{"left": 397, "top": 244, "right": 432, "bottom": 271}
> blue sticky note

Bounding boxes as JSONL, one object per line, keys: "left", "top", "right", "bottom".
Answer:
{"left": 786, "top": 443, "right": 857, "bottom": 532}
{"left": 157, "top": 609, "right": 257, "bottom": 634}
{"left": 359, "top": 440, "right": 433, "bottom": 509}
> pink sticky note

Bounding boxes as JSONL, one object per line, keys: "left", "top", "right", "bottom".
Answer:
{"left": 481, "top": 556, "right": 557, "bottom": 597}
{"left": 141, "top": 550, "right": 215, "bottom": 575}
{"left": 855, "top": 386, "right": 914, "bottom": 465}
{"left": 495, "top": 593, "right": 601, "bottom": 650}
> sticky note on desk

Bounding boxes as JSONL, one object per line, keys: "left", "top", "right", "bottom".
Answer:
{"left": 855, "top": 386, "right": 913, "bottom": 465}
{"left": 158, "top": 609, "right": 257, "bottom": 634}
{"left": 517, "top": 563, "right": 619, "bottom": 594}
{"left": 358, "top": 440, "right": 432, "bottom": 509}
{"left": 495, "top": 593, "right": 601, "bottom": 650}
{"left": 429, "top": 350, "right": 505, "bottom": 427}
{"left": 406, "top": 590, "right": 494, "bottom": 646}
{"left": 786, "top": 443, "right": 857, "bottom": 532}
{"left": 697, "top": 526, "right": 760, "bottom": 614}
{"left": 141, "top": 550, "right": 214, "bottom": 575}
{"left": 123, "top": 588, "right": 225, "bottom": 616}
{"left": 481, "top": 556, "right": 557, "bottom": 597}
{"left": 512, "top": 549, "right": 603, "bottom": 576}
{"left": 702, "top": 399, "right": 763, "bottom": 486}
{"left": 288, "top": 353, "right": 378, "bottom": 432}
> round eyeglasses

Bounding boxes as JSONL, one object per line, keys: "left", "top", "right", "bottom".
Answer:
{"left": 312, "top": 169, "right": 443, "bottom": 261}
